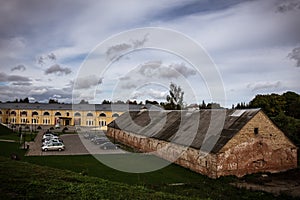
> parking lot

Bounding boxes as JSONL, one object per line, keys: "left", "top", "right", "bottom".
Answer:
{"left": 26, "top": 129, "right": 125, "bottom": 156}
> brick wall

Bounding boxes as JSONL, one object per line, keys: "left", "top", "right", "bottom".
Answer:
{"left": 216, "top": 110, "right": 297, "bottom": 177}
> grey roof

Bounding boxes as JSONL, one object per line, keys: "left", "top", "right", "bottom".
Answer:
{"left": 0, "top": 103, "right": 158, "bottom": 112}
{"left": 108, "top": 109, "right": 261, "bottom": 153}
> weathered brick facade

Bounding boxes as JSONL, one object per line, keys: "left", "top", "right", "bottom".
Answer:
{"left": 107, "top": 110, "right": 297, "bottom": 178}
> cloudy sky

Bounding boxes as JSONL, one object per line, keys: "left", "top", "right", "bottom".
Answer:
{"left": 0, "top": 0, "right": 299, "bottom": 107}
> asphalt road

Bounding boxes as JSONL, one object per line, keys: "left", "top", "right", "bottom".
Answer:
{"left": 26, "top": 129, "right": 124, "bottom": 156}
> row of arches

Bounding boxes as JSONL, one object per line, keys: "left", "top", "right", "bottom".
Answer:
{"left": 5, "top": 110, "right": 119, "bottom": 118}
{"left": 74, "top": 112, "right": 119, "bottom": 118}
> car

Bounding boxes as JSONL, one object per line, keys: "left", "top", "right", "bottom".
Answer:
{"left": 93, "top": 138, "right": 109, "bottom": 145}
{"left": 42, "top": 138, "right": 63, "bottom": 146}
{"left": 42, "top": 133, "right": 55, "bottom": 139}
{"left": 42, "top": 142, "right": 65, "bottom": 151}
{"left": 99, "top": 142, "right": 118, "bottom": 150}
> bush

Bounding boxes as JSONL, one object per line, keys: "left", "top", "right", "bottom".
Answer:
{"left": 50, "top": 127, "right": 54, "bottom": 130}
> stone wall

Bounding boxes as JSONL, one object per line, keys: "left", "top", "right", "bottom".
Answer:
{"left": 107, "top": 128, "right": 218, "bottom": 178}
{"left": 216, "top": 110, "right": 297, "bottom": 177}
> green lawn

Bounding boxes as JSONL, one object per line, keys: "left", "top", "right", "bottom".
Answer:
{"left": 0, "top": 123, "right": 296, "bottom": 200}
{"left": 0, "top": 124, "right": 37, "bottom": 141}
{"left": 0, "top": 156, "right": 196, "bottom": 200}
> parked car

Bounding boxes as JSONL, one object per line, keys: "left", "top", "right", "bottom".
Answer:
{"left": 42, "top": 142, "right": 65, "bottom": 151}
{"left": 99, "top": 142, "right": 118, "bottom": 150}
{"left": 93, "top": 138, "right": 109, "bottom": 145}
{"left": 42, "top": 138, "right": 63, "bottom": 146}
{"left": 42, "top": 134, "right": 59, "bottom": 140}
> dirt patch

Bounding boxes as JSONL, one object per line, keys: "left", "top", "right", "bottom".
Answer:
{"left": 232, "top": 169, "right": 300, "bottom": 198}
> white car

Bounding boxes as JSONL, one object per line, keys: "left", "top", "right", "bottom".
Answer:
{"left": 42, "top": 134, "right": 59, "bottom": 140}
{"left": 42, "top": 142, "right": 65, "bottom": 151}
{"left": 42, "top": 139, "right": 63, "bottom": 146}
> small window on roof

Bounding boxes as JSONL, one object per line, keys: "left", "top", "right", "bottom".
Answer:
{"left": 99, "top": 113, "right": 106, "bottom": 117}
{"left": 254, "top": 128, "right": 259, "bottom": 135}
{"left": 112, "top": 113, "right": 119, "bottom": 118}
{"left": 55, "top": 112, "right": 61, "bottom": 116}
{"left": 74, "top": 112, "right": 81, "bottom": 117}
{"left": 87, "top": 113, "right": 93, "bottom": 117}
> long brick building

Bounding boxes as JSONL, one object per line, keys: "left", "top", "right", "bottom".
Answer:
{"left": 107, "top": 109, "right": 297, "bottom": 178}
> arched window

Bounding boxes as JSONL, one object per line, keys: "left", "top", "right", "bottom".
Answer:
{"left": 55, "top": 112, "right": 61, "bottom": 116}
{"left": 43, "top": 111, "right": 50, "bottom": 116}
{"left": 112, "top": 113, "right": 119, "bottom": 118}
{"left": 74, "top": 112, "right": 81, "bottom": 117}
{"left": 87, "top": 113, "right": 93, "bottom": 117}
{"left": 21, "top": 111, "right": 27, "bottom": 115}
{"left": 99, "top": 113, "right": 106, "bottom": 117}
{"left": 10, "top": 111, "right": 16, "bottom": 116}
{"left": 32, "top": 111, "right": 38, "bottom": 116}
{"left": 0, "top": 110, "right": 2, "bottom": 115}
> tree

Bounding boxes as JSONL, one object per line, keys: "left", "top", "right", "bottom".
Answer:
{"left": 102, "top": 100, "right": 111, "bottom": 104}
{"left": 48, "top": 99, "right": 59, "bottom": 104}
{"left": 79, "top": 99, "right": 89, "bottom": 104}
{"left": 164, "top": 82, "right": 184, "bottom": 110}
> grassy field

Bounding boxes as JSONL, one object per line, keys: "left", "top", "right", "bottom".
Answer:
{"left": 0, "top": 156, "right": 198, "bottom": 200}
{"left": 0, "top": 124, "right": 296, "bottom": 200}
{"left": 0, "top": 124, "right": 37, "bottom": 141}
{"left": 0, "top": 141, "right": 291, "bottom": 200}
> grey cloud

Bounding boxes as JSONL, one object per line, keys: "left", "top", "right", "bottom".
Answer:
{"left": 170, "top": 63, "right": 196, "bottom": 78}
{"left": 0, "top": 72, "right": 31, "bottom": 82}
{"left": 276, "top": 0, "right": 300, "bottom": 13}
{"left": 138, "top": 61, "right": 162, "bottom": 77}
{"left": 288, "top": 47, "right": 300, "bottom": 67}
{"left": 131, "top": 33, "right": 149, "bottom": 48}
{"left": 11, "top": 64, "right": 26, "bottom": 72}
{"left": 37, "top": 52, "right": 57, "bottom": 65}
{"left": 47, "top": 52, "right": 56, "bottom": 60}
{"left": 12, "top": 82, "right": 32, "bottom": 86}
{"left": 45, "top": 64, "right": 72, "bottom": 75}
{"left": 73, "top": 75, "right": 103, "bottom": 89}
{"left": 106, "top": 43, "right": 132, "bottom": 61}
{"left": 137, "top": 61, "right": 196, "bottom": 79}
{"left": 106, "top": 34, "right": 149, "bottom": 61}
{"left": 247, "top": 81, "right": 281, "bottom": 92}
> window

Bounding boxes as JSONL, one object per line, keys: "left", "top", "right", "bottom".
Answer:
{"left": 112, "top": 113, "right": 119, "bottom": 118}
{"left": 87, "top": 113, "right": 93, "bottom": 117}
{"left": 10, "top": 111, "right": 16, "bottom": 116}
{"left": 99, "top": 113, "right": 106, "bottom": 117}
{"left": 0, "top": 110, "right": 2, "bottom": 115}
{"left": 32, "top": 111, "right": 38, "bottom": 116}
{"left": 86, "top": 120, "right": 94, "bottom": 126}
{"left": 66, "top": 112, "right": 69, "bottom": 116}
{"left": 43, "top": 111, "right": 50, "bottom": 116}
{"left": 99, "top": 120, "right": 106, "bottom": 126}
{"left": 74, "top": 112, "right": 81, "bottom": 117}
{"left": 254, "top": 128, "right": 259, "bottom": 135}
{"left": 21, "top": 111, "right": 27, "bottom": 116}
{"left": 55, "top": 112, "right": 61, "bottom": 116}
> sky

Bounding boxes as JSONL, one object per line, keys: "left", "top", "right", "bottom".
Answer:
{"left": 0, "top": 0, "right": 299, "bottom": 107}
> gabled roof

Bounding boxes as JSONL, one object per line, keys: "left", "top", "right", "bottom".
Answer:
{"left": 108, "top": 109, "right": 261, "bottom": 153}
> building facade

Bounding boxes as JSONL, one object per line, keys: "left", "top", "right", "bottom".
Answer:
{"left": 107, "top": 109, "right": 298, "bottom": 178}
{"left": 0, "top": 103, "right": 143, "bottom": 130}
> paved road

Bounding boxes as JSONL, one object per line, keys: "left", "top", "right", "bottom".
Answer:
{"left": 26, "top": 129, "right": 124, "bottom": 156}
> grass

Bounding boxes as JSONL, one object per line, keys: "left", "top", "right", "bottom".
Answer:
{"left": 0, "top": 124, "right": 37, "bottom": 141}
{"left": 0, "top": 156, "right": 196, "bottom": 200}
{"left": 0, "top": 124, "right": 296, "bottom": 200}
